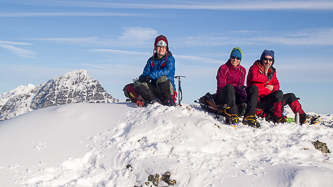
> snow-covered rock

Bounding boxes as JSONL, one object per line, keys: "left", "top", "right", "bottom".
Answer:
{"left": 0, "top": 69, "right": 118, "bottom": 121}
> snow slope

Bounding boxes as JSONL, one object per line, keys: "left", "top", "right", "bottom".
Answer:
{"left": 0, "top": 103, "right": 332, "bottom": 187}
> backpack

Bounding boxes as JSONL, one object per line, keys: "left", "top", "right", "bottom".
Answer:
{"left": 198, "top": 92, "right": 247, "bottom": 116}
{"left": 123, "top": 83, "right": 139, "bottom": 102}
{"left": 198, "top": 92, "right": 221, "bottom": 114}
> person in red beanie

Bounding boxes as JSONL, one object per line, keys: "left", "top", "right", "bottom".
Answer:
{"left": 247, "top": 49, "right": 308, "bottom": 124}
{"left": 133, "top": 35, "right": 176, "bottom": 106}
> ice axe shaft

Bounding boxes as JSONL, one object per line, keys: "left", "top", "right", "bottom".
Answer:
{"left": 174, "top": 76, "right": 185, "bottom": 105}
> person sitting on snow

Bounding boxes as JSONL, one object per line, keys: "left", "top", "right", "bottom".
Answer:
{"left": 216, "top": 47, "right": 260, "bottom": 127}
{"left": 133, "top": 35, "right": 176, "bottom": 107}
{"left": 247, "top": 49, "right": 307, "bottom": 124}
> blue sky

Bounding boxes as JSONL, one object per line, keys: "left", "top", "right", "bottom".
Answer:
{"left": 1, "top": 0, "right": 333, "bottom": 114}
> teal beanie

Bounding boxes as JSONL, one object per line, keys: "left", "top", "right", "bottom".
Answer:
{"left": 230, "top": 47, "right": 243, "bottom": 61}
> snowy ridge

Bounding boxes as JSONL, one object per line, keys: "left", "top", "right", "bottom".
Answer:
{"left": 0, "top": 84, "right": 35, "bottom": 106}
{"left": 0, "top": 69, "right": 118, "bottom": 121}
{"left": 0, "top": 103, "right": 332, "bottom": 186}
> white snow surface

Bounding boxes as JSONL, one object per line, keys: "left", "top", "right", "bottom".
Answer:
{"left": 0, "top": 102, "right": 333, "bottom": 187}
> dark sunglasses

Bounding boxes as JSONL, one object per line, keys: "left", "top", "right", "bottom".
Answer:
{"left": 231, "top": 56, "right": 241, "bottom": 60}
{"left": 263, "top": 58, "right": 273, "bottom": 62}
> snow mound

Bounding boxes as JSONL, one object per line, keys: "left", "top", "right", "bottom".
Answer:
{"left": 0, "top": 103, "right": 332, "bottom": 187}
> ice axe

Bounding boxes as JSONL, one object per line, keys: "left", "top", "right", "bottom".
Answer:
{"left": 174, "top": 76, "right": 185, "bottom": 106}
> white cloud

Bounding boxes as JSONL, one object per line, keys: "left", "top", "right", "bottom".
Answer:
{"left": 30, "top": 1, "right": 333, "bottom": 10}
{"left": 174, "top": 54, "right": 222, "bottom": 64}
{"left": 0, "top": 40, "right": 32, "bottom": 45}
{"left": 90, "top": 48, "right": 222, "bottom": 64}
{"left": 31, "top": 37, "right": 106, "bottom": 46}
{"left": 0, "top": 44, "right": 37, "bottom": 58}
{"left": 181, "top": 28, "right": 333, "bottom": 46}
{"left": 119, "top": 27, "right": 158, "bottom": 43}
{"left": 0, "top": 12, "right": 144, "bottom": 17}
{"left": 91, "top": 49, "right": 150, "bottom": 56}
{"left": 30, "top": 27, "right": 158, "bottom": 47}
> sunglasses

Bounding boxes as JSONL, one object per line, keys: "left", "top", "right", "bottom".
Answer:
{"left": 263, "top": 58, "right": 273, "bottom": 62}
{"left": 231, "top": 56, "right": 241, "bottom": 60}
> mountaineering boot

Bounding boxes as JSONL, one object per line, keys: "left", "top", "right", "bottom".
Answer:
{"left": 302, "top": 114, "right": 321, "bottom": 125}
{"left": 135, "top": 85, "right": 157, "bottom": 107}
{"left": 226, "top": 114, "right": 239, "bottom": 125}
{"left": 136, "top": 94, "right": 145, "bottom": 107}
{"left": 149, "top": 98, "right": 162, "bottom": 105}
{"left": 273, "top": 116, "right": 288, "bottom": 124}
{"left": 243, "top": 115, "right": 260, "bottom": 128}
{"left": 158, "top": 80, "right": 176, "bottom": 106}
{"left": 163, "top": 99, "right": 176, "bottom": 106}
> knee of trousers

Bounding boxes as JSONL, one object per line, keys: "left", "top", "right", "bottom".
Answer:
{"left": 133, "top": 80, "right": 149, "bottom": 89}
{"left": 247, "top": 85, "right": 258, "bottom": 94}
{"left": 224, "top": 84, "right": 235, "bottom": 92}
{"left": 274, "top": 90, "right": 283, "bottom": 102}
{"left": 285, "top": 93, "right": 298, "bottom": 103}
{"left": 156, "top": 75, "right": 169, "bottom": 83}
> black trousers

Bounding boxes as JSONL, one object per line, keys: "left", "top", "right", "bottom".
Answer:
{"left": 216, "top": 84, "right": 258, "bottom": 117}
{"left": 257, "top": 90, "right": 299, "bottom": 117}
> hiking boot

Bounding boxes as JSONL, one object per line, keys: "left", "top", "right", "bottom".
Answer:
{"left": 243, "top": 115, "right": 260, "bottom": 128}
{"left": 274, "top": 116, "right": 288, "bottom": 124}
{"left": 148, "top": 98, "right": 162, "bottom": 105}
{"left": 217, "top": 104, "right": 228, "bottom": 115}
{"left": 305, "top": 115, "right": 321, "bottom": 125}
{"left": 226, "top": 114, "right": 239, "bottom": 125}
{"left": 162, "top": 99, "right": 176, "bottom": 106}
{"left": 136, "top": 95, "right": 145, "bottom": 107}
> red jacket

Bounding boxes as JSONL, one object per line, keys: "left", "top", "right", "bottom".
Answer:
{"left": 216, "top": 60, "right": 246, "bottom": 93}
{"left": 247, "top": 60, "right": 280, "bottom": 99}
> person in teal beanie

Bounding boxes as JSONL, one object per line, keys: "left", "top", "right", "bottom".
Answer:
{"left": 216, "top": 47, "right": 259, "bottom": 127}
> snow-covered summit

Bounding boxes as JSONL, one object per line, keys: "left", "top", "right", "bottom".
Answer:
{"left": 0, "top": 69, "right": 118, "bottom": 121}
{"left": 0, "top": 103, "right": 332, "bottom": 186}
{"left": 0, "top": 84, "right": 35, "bottom": 106}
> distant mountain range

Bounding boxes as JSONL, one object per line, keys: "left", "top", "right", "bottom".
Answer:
{"left": 0, "top": 69, "right": 118, "bottom": 121}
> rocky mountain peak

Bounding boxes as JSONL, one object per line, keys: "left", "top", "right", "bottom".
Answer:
{"left": 0, "top": 70, "right": 118, "bottom": 121}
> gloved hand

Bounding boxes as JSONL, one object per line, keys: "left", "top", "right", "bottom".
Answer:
{"left": 235, "top": 85, "right": 247, "bottom": 102}
{"left": 139, "top": 75, "right": 150, "bottom": 83}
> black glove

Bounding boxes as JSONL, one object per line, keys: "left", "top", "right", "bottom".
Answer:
{"left": 139, "top": 75, "right": 150, "bottom": 83}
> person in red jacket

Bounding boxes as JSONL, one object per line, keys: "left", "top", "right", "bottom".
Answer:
{"left": 216, "top": 47, "right": 259, "bottom": 127}
{"left": 247, "top": 49, "right": 307, "bottom": 124}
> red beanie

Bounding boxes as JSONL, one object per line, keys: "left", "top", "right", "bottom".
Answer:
{"left": 154, "top": 35, "right": 168, "bottom": 47}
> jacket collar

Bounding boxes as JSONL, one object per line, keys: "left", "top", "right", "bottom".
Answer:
{"left": 254, "top": 60, "right": 276, "bottom": 82}
{"left": 154, "top": 51, "right": 172, "bottom": 60}
{"left": 226, "top": 59, "right": 240, "bottom": 69}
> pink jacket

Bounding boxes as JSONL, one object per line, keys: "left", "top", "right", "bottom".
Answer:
{"left": 216, "top": 60, "right": 246, "bottom": 93}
